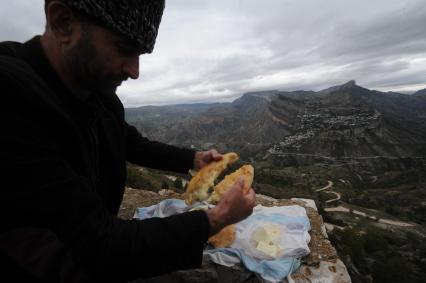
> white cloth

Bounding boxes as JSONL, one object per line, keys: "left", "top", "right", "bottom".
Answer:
{"left": 135, "top": 201, "right": 311, "bottom": 283}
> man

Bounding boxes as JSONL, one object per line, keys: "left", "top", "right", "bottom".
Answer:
{"left": 0, "top": 0, "right": 256, "bottom": 282}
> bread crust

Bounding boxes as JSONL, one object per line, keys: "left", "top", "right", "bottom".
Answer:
{"left": 208, "top": 164, "right": 254, "bottom": 204}
{"left": 207, "top": 224, "right": 236, "bottom": 248}
{"left": 206, "top": 165, "right": 254, "bottom": 248}
{"left": 184, "top": 153, "right": 255, "bottom": 248}
{"left": 185, "top": 152, "right": 238, "bottom": 205}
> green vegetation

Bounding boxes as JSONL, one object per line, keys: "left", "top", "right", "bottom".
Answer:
{"left": 161, "top": 181, "right": 170, "bottom": 190}
{"left": 126, "top": 164, "right": 184, "bottom": 192}
{"left": 332, "top": 227, "right": 365, "bottom": 266}
{"left": 255, "top": 169, "right": 294, "bottom": 187}
{"left": 126, "top": 163, "right": 156, "bottom": 191}
{"left": 329, "top": 225, "right": 426, "bottom": 283}
{"left": 173, "top": 177, "right": 184, "bottom": 193}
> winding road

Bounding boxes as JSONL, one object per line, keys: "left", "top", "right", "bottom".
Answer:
{"left": 317, "top": 180, "right": 415, "bottom": 228}
{"left": 316, "top": 181, "right": 333, "bottom": 192}
{"left": 316, "top": 181, "right": 341, "bottom": 204}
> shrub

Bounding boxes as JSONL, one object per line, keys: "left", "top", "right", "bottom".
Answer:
{"left": 174, "top": 177, "right": 184, "bottom": 192}
{"left": 126, "top": 165, "right": 154, "bottom": 190}
{"left": 334, "top": 227, "right": 365, "bottom": 267}
{"left": 364, "top": 227, "right": 388, "bottom": 253}
{"left": 161, "top": 181, "right": 169, "bottom": 190}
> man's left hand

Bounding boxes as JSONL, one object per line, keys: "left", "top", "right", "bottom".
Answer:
{"left": 194, "top": 149, "right": 223, "bottom": 170}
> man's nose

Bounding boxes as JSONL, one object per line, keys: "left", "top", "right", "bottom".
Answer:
{"left": 123, "top": 55, "right": 140, "bottom": 80}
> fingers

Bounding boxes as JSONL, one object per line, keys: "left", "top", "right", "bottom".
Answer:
{"left": 245, "top": 188, "right": 256, "bottom": 206}
{"left": 210, "top": 183, "right": 256, "bottom": 232}
{"left": 245, "top": 187, "right": 255, "bottom": 197}
{"left": 226, "top": 178, "right": 247, "bottom": 197}
{"left": 195, "top": 149, "right": 223, "bottom": 170}
{"left": 208, "top": 149, "right": 223, "bottom": 161}
{"left": 234, "top": 177, "right": 254, "bottom": 195}
{"left": 235, "top": 177, "right": 245, "bottom": 190}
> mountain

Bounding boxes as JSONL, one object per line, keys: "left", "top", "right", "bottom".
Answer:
{"left": 126, "top": 81, "right": 426, "bottom": 165}
{"left": 413, "top": 88, "right": 426, "bottom": 96}
{"left": 125, "top": 82, "right": 426, "bottom": 282}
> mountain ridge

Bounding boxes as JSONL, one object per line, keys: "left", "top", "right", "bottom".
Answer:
{"left": 125, "top": 81, "right": 426, "bottom": 165}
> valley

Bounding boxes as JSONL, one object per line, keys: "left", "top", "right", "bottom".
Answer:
{"left": 125, "top": 81, "right": 426, "bottom": 282}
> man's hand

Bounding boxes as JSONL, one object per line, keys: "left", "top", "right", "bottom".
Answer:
{"left": 194, "top": 149, "right": 222, "bottom": 170}
{"left": 206, "top": 178, "right": 256, "bottom": 236}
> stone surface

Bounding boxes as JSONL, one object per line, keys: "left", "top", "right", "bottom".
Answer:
{"left": 120, "top": 188, "right": 351, "bottom": 283}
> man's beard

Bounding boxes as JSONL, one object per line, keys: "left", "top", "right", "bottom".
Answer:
{"left": 64, "top": 28, "right": 126, "bottom": 95}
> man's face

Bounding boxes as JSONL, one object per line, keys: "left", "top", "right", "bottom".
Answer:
{"left": 64, "top": 21, "right": 142, "bottom": 95}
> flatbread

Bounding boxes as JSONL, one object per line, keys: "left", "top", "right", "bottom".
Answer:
{"left": 208, "top": 164, "right": 254, "bottom": 204}
{"left": 207, "top": 224, "right": 236, "bottom": 248}
{"left": 185, "top": 153, "right": 255, "bottom": 248}
{"left": 185, "top": 152, "right": 238, "bottom": 205}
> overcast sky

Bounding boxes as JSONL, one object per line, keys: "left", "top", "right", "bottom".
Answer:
{"left": 1, "top": 0, "right": 425, "bottom": 107}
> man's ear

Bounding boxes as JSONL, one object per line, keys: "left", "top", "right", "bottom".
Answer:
{"left": 45, "top": 1, "right": 78, "bottom": 45}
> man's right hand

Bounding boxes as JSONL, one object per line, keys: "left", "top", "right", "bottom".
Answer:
{"left": 206, "top": 178, "right": 256, "bottom": 236}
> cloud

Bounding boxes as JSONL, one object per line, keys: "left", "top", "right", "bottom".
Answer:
{"left": 0, "top": 1, "right": 45, "bottom": 40}
{"left": 1, "top": 0, "right": 425, "bottom": 106}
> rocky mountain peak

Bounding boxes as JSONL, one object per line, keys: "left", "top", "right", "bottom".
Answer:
{"left": 318, "top": 80, "right": 365, "bottom": 96}
{"left": 340, "top": 80, "right": 356, "bottom": 89}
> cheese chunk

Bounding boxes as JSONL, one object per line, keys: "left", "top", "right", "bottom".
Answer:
{"left": 251, "top": 223, "right": 281, "bottom": 243}
{"left": 251, "top": 223, "right": 283, "bottom": 258}
{"left": 256, "top": 241, "right": 281, "bottom": 258}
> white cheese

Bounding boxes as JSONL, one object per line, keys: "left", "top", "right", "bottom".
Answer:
{"left": 251, "top": 223, "right": 284, "bottom": 258}
{"left": 251, "top": 223, "right": 281, "bottom": 243}
{"left": 256, "top": 241, "right": 280, "bottom": 257}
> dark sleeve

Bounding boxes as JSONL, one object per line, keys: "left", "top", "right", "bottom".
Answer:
{"left": 0, "top": 70, "right": 209, "bottom": 281}
{"left": 125, "top": 122, "right": 196, "bottom": 174}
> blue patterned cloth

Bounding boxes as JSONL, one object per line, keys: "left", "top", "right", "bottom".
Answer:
{"left": 135, "top": 199, "right": 311, "bottom": 283}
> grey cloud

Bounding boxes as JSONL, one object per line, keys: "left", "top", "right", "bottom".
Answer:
{"left": 1, "top": 0, "right": 425, "bottom": 106}
{"left": 317, "top": 1, "right": 426, "bottom": 61}
{"left": 0, "top": 1, "right": 45, "bottom": 41}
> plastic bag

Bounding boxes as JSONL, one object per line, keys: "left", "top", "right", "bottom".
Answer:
{"left": 231, "top": 205, "right": 311, "bottom": 260}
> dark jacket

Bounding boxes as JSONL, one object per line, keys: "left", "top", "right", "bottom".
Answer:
{"left": 0, "top": 37, "right": 210, "bottom": 283}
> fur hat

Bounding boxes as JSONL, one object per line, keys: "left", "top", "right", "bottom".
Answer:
{"left": 62, "top": 0, "right": 165, "bottom": 53}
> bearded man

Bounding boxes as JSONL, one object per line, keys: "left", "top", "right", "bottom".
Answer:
{"left": 0, "top": 1, "right": 256, "bottom": 282}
